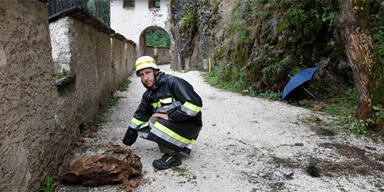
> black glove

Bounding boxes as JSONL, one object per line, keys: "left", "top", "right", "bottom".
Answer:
{"left": 122, "top": 127, "right": 138, "bottom": 146}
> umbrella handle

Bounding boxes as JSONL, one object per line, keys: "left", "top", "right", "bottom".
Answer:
{"left": 301, "top": 86, "right": 317, "bottom": 100}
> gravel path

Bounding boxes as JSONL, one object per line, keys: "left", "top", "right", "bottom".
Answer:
{"left": 56, "top": 65, "right": 384, "bottom": 192}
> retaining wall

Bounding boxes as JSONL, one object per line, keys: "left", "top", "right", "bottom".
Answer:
{"left": 0, "top": 1, "right": 136, "bottom": 191}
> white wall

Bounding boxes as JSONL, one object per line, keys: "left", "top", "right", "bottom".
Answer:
{"left": 111, "top": 0, "right": 170, "bottom": 56}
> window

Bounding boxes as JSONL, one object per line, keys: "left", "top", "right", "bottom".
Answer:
{"left": 123, "top": 0, "right": 135, "bottom": 8}
{"left": 149, "top": 0, "right": 160, "bottom": 8}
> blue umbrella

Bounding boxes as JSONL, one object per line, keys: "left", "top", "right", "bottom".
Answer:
{"left": 282, "top": 67, "right": 318, "bottom": 100}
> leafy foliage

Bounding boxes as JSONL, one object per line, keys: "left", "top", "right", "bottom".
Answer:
{"left": 213, "top": 0, "right": 345, "bottom": 96}
{"left": 204, "top": 64, "right": 246, "bottom": 92}
{"left": 145, "top": 29, "right": 170, "bottom": 48}
{"left": 87, "top": 0, "right": 110, "bottom": 27}
{"left": 119, "top": 78, "right": 131, "bottom": 91}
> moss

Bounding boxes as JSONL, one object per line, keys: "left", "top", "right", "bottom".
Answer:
{"left": 55, "top": 71, "right": 69, "bottom": 80}
{"left": 212, "top": 0, "right": 347, "bottom": 93}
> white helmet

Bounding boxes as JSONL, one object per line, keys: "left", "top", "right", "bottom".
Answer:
{"left": 135, "top": 56, "right": 159, "bottom": 74}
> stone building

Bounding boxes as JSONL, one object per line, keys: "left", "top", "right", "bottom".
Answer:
{"left": 111, "top": 0, "right": 171, "bottom": 62}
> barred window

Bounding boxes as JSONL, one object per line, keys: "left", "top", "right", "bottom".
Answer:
{"left": 123, "top": 0, "right": 135, "bottom": 8}
{"left": 149, "top": 0, "right": 160, "bottom": 8}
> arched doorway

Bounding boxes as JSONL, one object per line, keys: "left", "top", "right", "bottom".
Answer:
{"left": 139, "top": 26, "right": 171, "bottom": 64}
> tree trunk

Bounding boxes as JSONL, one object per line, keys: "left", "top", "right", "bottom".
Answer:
{"left": 338, "top": 0, "right": 376, "bottom": 119}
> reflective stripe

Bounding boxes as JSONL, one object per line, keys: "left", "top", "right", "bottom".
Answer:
{"left": 138, "top": 131, "right": 149, "bottom": 139}
{"left": 155, "top": 101, "right": 182, "bottom": 114}
{"left": 183, "top": 102, "right": 201, "bottom": 112}
{"left": 136, "top": 60, "right": 155, "bottom": 67}
{"left": 160, "top": 97, "right": 173, "bottom": 104}
{"left": 150, "top": 123, "right": 187, "bottom": 148}
{"left": 139, "top": 122, "right": 149, "bottom": 129}
{"left": 130, "top": 122, "right": 138, "bottom": 129}
{"left": 181, "top": 106, "right": 198, "bottom": 116}
{"left": 165, "top": 156, "right": 173, "bottom": 162}
{"left": 152, "top": 121, "right": 194, "bottom": 144}
{"left": 132, "top": 117, "right": 144, "bottom": 125}
{"left": 151, "top": 102, "right": 161, "bottom": 108}
{"left": 130, "top": 117, "right": 145, "bottom": 129}
{"left": 186, "top": 144, "right": 193, "bottom": 150}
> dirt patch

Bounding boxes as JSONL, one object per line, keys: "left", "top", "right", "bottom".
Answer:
{"left": 307, "top": 157, "right": 369, "bottom": 177}
{"left": 271, "top": 156, "right": 301, "bottom": 169}
{"left": 311, "top": 125, "right": 335, "bottom": 136}
{"left": 313, "top": 143, "right": 384, "bottom": 177}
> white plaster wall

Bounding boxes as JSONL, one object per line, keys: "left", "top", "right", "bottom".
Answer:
{"left": 49, "top": 17, "right": 71, "bottom": 74}
{"left": 111, "top": 0, "right": 170, "bottom": 55}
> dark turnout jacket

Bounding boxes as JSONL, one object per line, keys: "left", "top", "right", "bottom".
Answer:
{"left": 128, "top": 72, "right": 202, "bottom": 154}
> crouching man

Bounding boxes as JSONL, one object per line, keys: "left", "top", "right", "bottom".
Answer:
{"left": 122, "top": 56, "right": 203, "bottom": 170}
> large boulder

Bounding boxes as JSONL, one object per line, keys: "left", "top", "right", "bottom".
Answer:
{"left": 59, "top": 145, "right": 142, "bottom": 191}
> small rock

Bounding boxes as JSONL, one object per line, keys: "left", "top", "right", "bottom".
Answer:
{"left": 212, "top": 124, "right": 216, "bottom": 127}
{"left": 299, "top": 99, "right": 308, "bottom": 106}
{"left": 284, "top": 172, "right": 294, "bottom": 180}
{"left": 313, "top": 105, "right": 323, "bottom": 111}
{"left": 365, "top": 146, "right": 376, "bottom": 151}
{"left": 241, "top": 89, "right": 249, "bottom": 95}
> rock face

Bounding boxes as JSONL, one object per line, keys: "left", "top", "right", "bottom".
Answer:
{"left": 59, "top": 145, "right": 142, "bottom": 191}
{"left": 170, "top": 0, "right": 352, "bottom": 92}
{"left": 170, "top": 0, "right": 223, "bottom": 71}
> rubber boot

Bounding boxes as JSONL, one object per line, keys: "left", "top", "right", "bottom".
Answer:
{"left": 152, "top": 153, "right": 182, "bottom": 170}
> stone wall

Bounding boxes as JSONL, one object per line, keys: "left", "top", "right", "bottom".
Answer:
{"left": 0, "top": 1, "right": 58, "bottom": 191}
{"left": 0, "top": 2, "right": 136, "bottom": 191}
{"left": 144, "top": 46, "right": 171, "bottom": 64}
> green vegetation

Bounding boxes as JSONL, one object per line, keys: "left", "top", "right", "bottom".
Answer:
{"left": 305, "top": 164, "right": 321, "bottom": 177}
{"left": 95, "top": 94, "right": 119, "bottom": 123}
{"left": 55, "top": 71, "right": 69, "bottom": 80}
{"left": 180, "top": 11, "right": 197, "bottom": 33}
{"left": 204, "top": 64, "right": 246, "bottom": 92}
{"left": 145, "top": 29, "right": 170, "bottom": 48}
{"left": 87, "top": 0, "right": 110, "bottom": 27}
{"left": 258, "top": 91, "right": 282, "bottom": 100}
{"left": 39, "top": 176, "right": 55, "bottom": 192}
{"left": 119, "top": 78, "right": 131, "bottom": 91}
{"left": 323, "top": 89, "right": 384, "bottom": 139}
{"left": 171, "top": 166, "right": 189, "bottom": 177}
{"left": 171, "top": 166, "right": 197, "bottom": 183}
{"left": 212, "top": 0, "right": 345, "bottom": 96}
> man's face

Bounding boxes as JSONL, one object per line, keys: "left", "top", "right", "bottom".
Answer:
{"left": 138, "top": 68, "right": 156, "bottom": 87}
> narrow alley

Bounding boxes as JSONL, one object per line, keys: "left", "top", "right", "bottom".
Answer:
{"left": 56, "top": 64, "right": 384, "bottom": 192}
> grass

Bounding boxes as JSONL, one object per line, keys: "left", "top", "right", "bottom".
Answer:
{"left": 119, "top": 78, "right": 131, "bottom": 91}
{"left": 171, "top": 166, "right": 197, "bottom": 183}
{"left": 39, "top": 175, "right": 55, "bottom": 192}
{"left": 95, "top": 94, "right": 119, "bottom": 123}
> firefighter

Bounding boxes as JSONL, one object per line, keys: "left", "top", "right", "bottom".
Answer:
{"left": 122, "top": 56, "right": 203, "bottom": 170}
